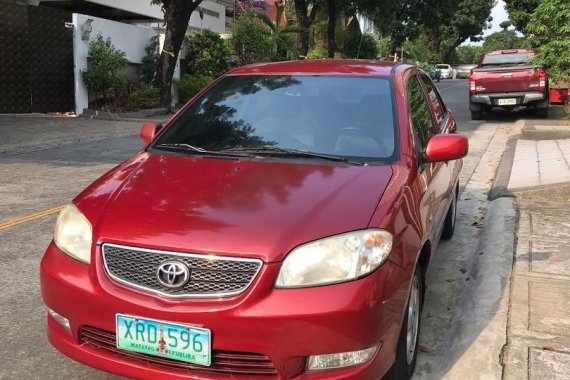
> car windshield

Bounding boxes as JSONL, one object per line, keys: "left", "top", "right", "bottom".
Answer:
{"left": 153, "top": 75, "right": 396, "bottom": 162}
{"left": 481, "top": 53, "right": 532, "bottom": 66}
{"left": 436, "top": 65, "right": 449, "bottom": 69}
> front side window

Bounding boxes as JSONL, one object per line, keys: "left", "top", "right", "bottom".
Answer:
{"left": 154, "top": 75, "right": 397, "bottom": 162}
{"left": 406, "top": 76, "right": 435, "bottom": 153}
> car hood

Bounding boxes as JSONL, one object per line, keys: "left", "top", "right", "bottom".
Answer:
{"left": 94, "top": 153, "right": 393, "bottom": 263}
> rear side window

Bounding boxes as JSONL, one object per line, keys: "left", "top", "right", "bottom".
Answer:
{"left": 419, "top": 75, "right": 445, "bottom": 128}
{"left": 407, "top": 76, "right": 435, "bottom": 152}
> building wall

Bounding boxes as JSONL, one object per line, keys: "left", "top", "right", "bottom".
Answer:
{"left": 73, "top": 13, "right": 157, "bottom": 115}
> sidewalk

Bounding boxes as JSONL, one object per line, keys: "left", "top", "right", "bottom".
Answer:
{"left": 502, "top": 118, "right": 570, "bottom": 379}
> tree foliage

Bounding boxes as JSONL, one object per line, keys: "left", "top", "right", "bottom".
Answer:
{"left": 526, "top": 0, "right": 570, "bottom": 84}
{"left": 504, "top": 0, "right": 540, "bottom": 33}
{"left": 230, "top": 13, "right": 273, "bottom": 65}
{"left": 455, "top": 45, "right": 484, "bottom": 64}
{"left": 482, "top": 29, "right": 523, "bottom": 52}
{"left": 388, "top": 0, "right": 494, "bottom": 62}
{"left": 140, "top": 36, "right": 159, "bottom": 87}
{"left": 341, "top": 32, "right": 379, "bottom": 59}
{"left": 185, "top": 30, "right": 231, "bottom": 78}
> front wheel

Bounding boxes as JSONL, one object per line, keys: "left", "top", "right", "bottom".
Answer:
{"left": 441, "top": 185, "right": 457, "bottom": 240}
{"left": 470, "top": 110, "right": 483, "bottom": 120}
{"left": 383, "top": 266, "right": 424, "bottom": 380}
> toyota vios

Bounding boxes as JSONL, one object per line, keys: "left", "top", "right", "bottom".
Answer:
{"left": 41, "top": 60, "right": 467, "bottom": 380}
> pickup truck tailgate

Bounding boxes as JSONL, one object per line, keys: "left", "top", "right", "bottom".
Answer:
{"left": 473, "top": 66, "right": 538, "bottom": 93}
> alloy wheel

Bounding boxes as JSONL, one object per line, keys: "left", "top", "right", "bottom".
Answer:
{"left": 406, "top": 274, "right": 420, "bottom": 365}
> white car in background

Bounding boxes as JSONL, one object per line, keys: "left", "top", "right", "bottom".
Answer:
{"left": 436, "top": 64, "right": 454, "bottom": 79}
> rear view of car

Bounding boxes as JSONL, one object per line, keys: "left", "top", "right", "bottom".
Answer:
{"left": 436, "top": 64, "right": 452, "bottom": 79}
{"left": 469, "top": 49, "right": 549, "bottom": 119}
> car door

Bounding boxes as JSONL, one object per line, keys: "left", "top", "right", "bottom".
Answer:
{"left": 406, "top": 74, "right": 450, "bottom": 244}
{"left": 419, "top": 74, "right": 459, "bottom": 224}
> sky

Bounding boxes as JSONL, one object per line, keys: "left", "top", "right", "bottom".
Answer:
{"left": 484, "top": 0, "right": 509, "bottom": 37}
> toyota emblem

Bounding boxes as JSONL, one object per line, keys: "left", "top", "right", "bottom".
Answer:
{"left": 156, "top": 261, "right": 190, "bottom": 289}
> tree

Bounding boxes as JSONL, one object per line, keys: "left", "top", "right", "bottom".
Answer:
{"left": 152, "top": 0, "right": 203, "bottom": 107}
{"left": 230, "top": 13, "right": 273, "bottom": 65}
{"left": 294, "top": 0, "right": 321, "bottom": 56}
{"left": 388, "top": 0, "right": 493, "bottom": 62}
{"left": 504, "top": 0, "right": 540, "bottom": 33}
{"left": 325, "top": 0, "right": 337, "bottom": 57}
{"left": 140, "top": 36, "right": 159, "bottom": 87}
{"left": 526, "top": 0, "right": 570, "bottom": 84}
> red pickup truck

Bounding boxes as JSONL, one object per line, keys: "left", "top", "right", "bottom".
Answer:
{"left": 469, "top": 49, "right": 549, "bottom": 120}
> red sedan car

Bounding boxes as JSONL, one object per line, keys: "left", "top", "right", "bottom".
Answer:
{"left": 41, "top": 60, "right": 467, "bottom": 380}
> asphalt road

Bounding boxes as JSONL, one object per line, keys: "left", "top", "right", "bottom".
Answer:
{"left": 0, "top": 78, "right": 487, "bottom": 380}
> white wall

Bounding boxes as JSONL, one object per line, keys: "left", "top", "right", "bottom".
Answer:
{"left": 190, "top": 1, "right": 226, "bottom": 33}
{"left": 73, "top": 13, "right": 157, "bottom": 115}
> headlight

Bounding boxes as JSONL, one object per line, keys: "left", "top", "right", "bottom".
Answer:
{"left": 54, "top": 204, "right": 92, "bottom": 264}
{"left": 275, "top": 229, "right": 393, "bottom": 288}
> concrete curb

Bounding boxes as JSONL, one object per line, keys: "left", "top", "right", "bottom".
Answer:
{"left": 489, "top": 136, "right": 517, "bottom": 201}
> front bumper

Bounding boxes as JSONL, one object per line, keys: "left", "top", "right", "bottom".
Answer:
{"left": 41, "top": 242, "right": 410, "bottom": 380}
{"left": 470, "top": 91, "right": 546, "bottom": 106}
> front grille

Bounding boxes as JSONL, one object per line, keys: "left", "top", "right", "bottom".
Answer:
{"left": 102, "top": 243, "right": 262, "bottom": 298}
{"left": 80, "top": 326, "right": 278, "bottom": 377}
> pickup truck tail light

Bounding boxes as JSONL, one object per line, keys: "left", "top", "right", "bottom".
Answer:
{"left": 538, "top": 68, "right": 547, "bottom": 91}
{"left": 469, "top": 74, "right": 476, "bottom": 94}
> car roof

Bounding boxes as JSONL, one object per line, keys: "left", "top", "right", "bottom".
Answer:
{"left": 228, "top": 59, "right": 408, "bottom": 77}
{"left": 484, "top": 48, "right": 536, "bottom": 56}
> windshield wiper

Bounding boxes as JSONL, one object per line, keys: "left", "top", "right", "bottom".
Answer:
{"left": 224, "top": 146, "right": 367, "bottom": 165}
{"left": 154, "top": 143, "right": 253, "bottom": 158}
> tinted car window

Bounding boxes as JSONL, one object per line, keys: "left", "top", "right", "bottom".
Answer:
{"left": 419, "top": 75, "right": 445, "bottom": 127}
{"left": 407, "top": 76, "right": 435, "bottom": 152}
{"left": 154, "top": 75, "right": 396, "bottom": 160}
{"left": 481, "top": 52, "right": 532, "bottom": 66}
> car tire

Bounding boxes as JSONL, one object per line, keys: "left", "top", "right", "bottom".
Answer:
{"left": 535, "top": 106, "right": 548, "bottom": 119}
{"left": 441, "top": 185, "right": 457, "bottom": 240}
{"left": 383, "top": 266, "right": 424, "bottom": 380}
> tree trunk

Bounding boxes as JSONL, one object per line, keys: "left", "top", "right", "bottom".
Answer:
{"left": 326, "top": 0, "right": 336, "bottom": 58}
{"left": 154, "top": 0, "right": 202, "bottom": 107}
{"left": 295, "top": 0, "right": 310, "bottom": 56}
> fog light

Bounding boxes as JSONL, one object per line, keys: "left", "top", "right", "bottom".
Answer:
{"left": 48, "top": 309, "right": 70, "bottom": 331}
{"left": 307, "top": 345, "right": 379, "bottom": 371}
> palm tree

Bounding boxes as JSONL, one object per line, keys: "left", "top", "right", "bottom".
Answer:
{"left": 247, "top": 1, "right": 306, "bottom": 61}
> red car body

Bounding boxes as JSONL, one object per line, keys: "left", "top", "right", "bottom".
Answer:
{"left": 41, "top": 60, "right": 467, "bottom": 379}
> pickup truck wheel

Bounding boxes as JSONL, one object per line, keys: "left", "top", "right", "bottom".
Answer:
{"left": 534, "top": 104, "right": 548, "bottom": 118}
{"left": 383, "top": 266, "right": 424, "bottom": 380}
{"left": 470, "top": 110, "right": 483, "bottom": 120}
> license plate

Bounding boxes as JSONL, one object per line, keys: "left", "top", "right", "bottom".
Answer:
{"left": 116, "top": 314, "right": 211, "bottom": 366}
{"left": 497, "top": 98, "right": 517, "bottom": 106}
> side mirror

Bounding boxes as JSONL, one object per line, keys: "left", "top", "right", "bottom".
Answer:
{"left": 140, "top": 122, "right": 162, "bottom": 144}
{"left": 425, "top": 134, "right": 468, "bottom": 162}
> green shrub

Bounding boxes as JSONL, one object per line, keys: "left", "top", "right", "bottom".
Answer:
{"left": 128, "top": 88, "right": 160, "bottom": 110}
{"left": 306, "top": 47, "right": 328, "bottom": 60}
{"left": 82, "top": 34, "right": 129, "bottom": 103}
{"left": 341, "top": 33, "right": 380, "bottom": 60}
{"left": 185, "top": 30, "right": 231, "bottom": 78}
{"left": 176, "top": 75, "right": 212, "bottom": 104}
